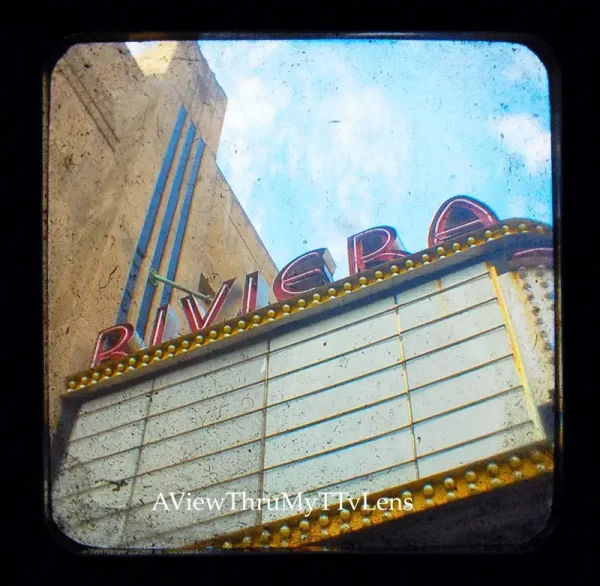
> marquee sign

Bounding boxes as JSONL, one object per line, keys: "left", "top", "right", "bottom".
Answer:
{"left": 55, "top": 214, "right": 556, "bottom": 550}
{"left": 65, "top": 196, "right": 554, "bottom": 394}
{"left": 89, "top": 224, "right": 410, "bottom": 369}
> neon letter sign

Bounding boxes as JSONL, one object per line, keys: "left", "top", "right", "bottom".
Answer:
{"left": 241, "top": 271, "right": 270, "bottom": 314}
{"left": 347, "top": 226, "right": 409, "bottom": 275}
{"left": 180, "top": 278, "right": 236, "bottom": 333}
{"left": 90, "top": 324, "right": 143, "bottom": 368}
{"left": 273, "top": 248, "right": 336, "bottom": 301}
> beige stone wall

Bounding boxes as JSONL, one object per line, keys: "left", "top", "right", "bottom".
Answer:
{"left": 47, "top": 41, "right": 278, "bottom": 437}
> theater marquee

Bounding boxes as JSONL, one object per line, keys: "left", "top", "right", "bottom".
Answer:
{"left": 53, "top": 198, "right": 557, "bottom": 550}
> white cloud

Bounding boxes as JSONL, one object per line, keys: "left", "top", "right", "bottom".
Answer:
{"left": 493, "top": 114, "right": 551, "bottom": 175}
{"left": 216, "top": 76, "right": 291, "bottom": 207}
{"left": 225, "top": 77, "right": 291, "bottom": 133}
{"left": 502, "top": 46, "right": 548, "bottom": 88}
{"left": 506, "top": 193, "right": 552, "bottom": 224}
{"left": 206, "top": 43, "right": 412, "bottom": 268}
{"left": 246, "top": 41, "right": 284, "bottom": 69}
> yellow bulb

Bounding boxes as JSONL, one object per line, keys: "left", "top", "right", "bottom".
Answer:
{"left": 312, "top": 293, "right": 321, "bottom": 302}
{"left": 267, "top": 310, "right": 276, "bottom": 318}
{"left": 252, "top": 315, "right": 261, "bottom": 324}
{"left": 327, "top": 288, "right": 336, "bottom": 296}
{"left": 195, "top": 335, "right": 204, "bottom": 344}
{"left": 299, "top": 520, "right": 310, "bottom": 531}
{"left": 209, "top": 330, "right": 218, "bottom": 339}
{"left": 237, "top": 321, "right": 246, "bottom": 329}
{"left": 282, "top": 305, "right": 291, "bottom": 313}
{"left": 358, "top": 276, "right": 368, "bottom": 285}
{"left": 167, "top": 345, "right": 176, "bottom": 353}
{"left": 374, "top": 270, "right": 383, "bottom": 279}
{"left": 530, "top": 450, "right": 543, "bottom": 462}
{"left": 181, "top": 340, "right": 190, "bottom": 349}
{"left": 297, "top": 299, "right": 306, "bottom": 307}
{"left": 465, "top": 470, "right": 477, "bottom": 482}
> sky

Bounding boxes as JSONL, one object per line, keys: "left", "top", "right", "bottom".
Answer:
{"left": 128, "top": 39, "right": 552, "bottom": 279}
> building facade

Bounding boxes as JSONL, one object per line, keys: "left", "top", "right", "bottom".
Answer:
{"left": 46, "top": 41, "right": 279, "bottom": 442}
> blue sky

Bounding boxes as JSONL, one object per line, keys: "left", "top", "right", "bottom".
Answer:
{"left": 129, "top": 39, "right": 552, "bottom": 279}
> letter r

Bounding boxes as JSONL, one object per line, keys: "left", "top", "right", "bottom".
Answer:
{"left": 90, "top": 323, "right": 142, "bottom": 368}
{"left": 347, "top": 226, "right": 409, "bottom": 275}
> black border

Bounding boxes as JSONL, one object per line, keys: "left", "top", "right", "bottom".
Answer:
{"left": 32, "top": 25, "right": 566, "bottom": 573}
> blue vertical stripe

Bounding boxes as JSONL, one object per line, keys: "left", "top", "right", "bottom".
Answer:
{"left": 116, "top": 105, "right": 187, "bottom": 324}
{"left": 160, "top": 137, "right": 205, "bottom": 307}
{"left": 136, "top": 122, "right": 197, "bottom": 339}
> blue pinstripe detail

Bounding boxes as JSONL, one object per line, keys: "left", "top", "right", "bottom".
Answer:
{"left": 160, "top": 137, "right": 205, "bottom": 307}
{"left": 136, "top": 122, "right": 197, "bottom": 339}
{"left": 116, "top": 105, "right": 187, "bottom": 325}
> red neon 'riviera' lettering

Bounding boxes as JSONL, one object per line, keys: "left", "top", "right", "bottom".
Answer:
{"left": 241, "top": 271, "right": 270, "bottom": 314}
{"left": 90, "top": 323, "right": 142, "bottom": 368}
{"left": 347, "top": 226, "right": 409, "bottom": 275}
{"left": 180, "top": 278, "right": 236, "bottom": 333}
{"left": 149, "top": 305, "right": 181, "bottom": 347}
{"left": 273, "top": 248, "right": 336, "bottom": 301}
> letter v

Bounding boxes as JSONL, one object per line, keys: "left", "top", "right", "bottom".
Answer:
{"left": 180, "top": 278, "right": 235, "bottom": 333}
{"left": 169, "top": 492, "right": 186, "bottom": 511}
